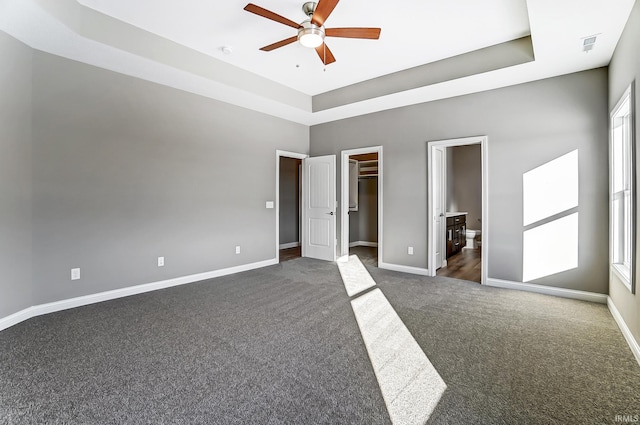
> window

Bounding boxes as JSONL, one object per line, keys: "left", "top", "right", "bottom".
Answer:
{"left": 610, "top": 83, "right": 635, "bottom": 293}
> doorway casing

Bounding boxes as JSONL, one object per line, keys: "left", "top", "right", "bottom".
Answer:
{"left": 427, "top": 136, "right": 488, "bottom": 284}
{"left": 276, "top": 150, "right": 308, "bottom": 263}
{"left": 340, "top": 146, "right": 383, "bottom": 265}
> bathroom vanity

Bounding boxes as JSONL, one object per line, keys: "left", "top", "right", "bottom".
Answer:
{"left": 446, "top": 212, "right": 467, "bottom": 258}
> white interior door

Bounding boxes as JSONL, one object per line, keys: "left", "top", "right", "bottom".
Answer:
{"left": 433, "top": 146, "right": 446, "bottom": 269}
{"left": 302, "top": 155, "right": 336, "bottom": 261}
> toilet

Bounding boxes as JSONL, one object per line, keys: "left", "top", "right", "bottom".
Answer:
{"left": 465, "top": 229, "right": 481, "bottom": 249}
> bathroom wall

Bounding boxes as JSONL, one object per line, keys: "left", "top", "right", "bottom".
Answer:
{"left": 446, "top": 145, "right": 482, "bottom": 229}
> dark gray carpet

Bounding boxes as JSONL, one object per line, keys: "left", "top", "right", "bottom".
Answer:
{"left": 366, "top": 266, "right": 640, "bottom": 425}
{"left": 1, "top": 257, "right": 638, "bottom": 424}
{"left": 0, "top": 259, "right": 390, "bottom": 424}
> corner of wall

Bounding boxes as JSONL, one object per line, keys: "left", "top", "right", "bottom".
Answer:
{"left": 0, "top": 31, "right": 34, "bottom": 319}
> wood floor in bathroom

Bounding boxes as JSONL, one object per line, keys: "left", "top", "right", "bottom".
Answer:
{"left": 437, "top": 248, "right": 481, "bottom": 283}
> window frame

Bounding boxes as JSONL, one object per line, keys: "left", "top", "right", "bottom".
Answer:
{"left": 610, "top": 82, "right": 636, "bottom": 294}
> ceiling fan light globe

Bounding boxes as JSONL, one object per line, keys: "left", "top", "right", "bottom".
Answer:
{"left": 298, "top": 21, "right": 325, "bottom": 48}
{"left": 299, "top": 32, "right": 323, "bottom": 48}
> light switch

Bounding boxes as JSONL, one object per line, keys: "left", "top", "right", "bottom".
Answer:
{"left": 266, "top": 201, "right": 274, "bottom": 209}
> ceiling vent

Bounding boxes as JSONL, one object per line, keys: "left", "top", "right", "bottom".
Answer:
{"left": 582, "top": 35, "right": 598, "bottom": 53}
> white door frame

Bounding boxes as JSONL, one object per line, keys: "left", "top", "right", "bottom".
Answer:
{"left": 432, "top": 145, "right": 447, "bottom": 269}
{"left": 340, "top": 146, "right": 383, "bottom": 265}
{"left": 427, "top": 136, "right": 488, "bottom": 284}
{"left": 276, "top": 150, "right": 308, "bottom": 263}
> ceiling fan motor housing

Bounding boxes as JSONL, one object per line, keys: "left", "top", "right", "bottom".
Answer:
{"left": 302, "top": 2, "right": 317, "bottom": 17}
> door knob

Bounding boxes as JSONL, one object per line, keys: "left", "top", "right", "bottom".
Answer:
{"left": 326, "top": 212, "right": 334, "bottom": 215}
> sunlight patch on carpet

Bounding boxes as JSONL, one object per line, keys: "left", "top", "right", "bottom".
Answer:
{"left": 338, "top": 256, "right": 446, "bottom": 424}
{"left": 337, "top": 255, "right": 376, "bottom": 296}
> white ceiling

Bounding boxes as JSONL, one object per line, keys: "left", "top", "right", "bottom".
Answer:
{"left": 77, "top": 0, "right": 532, "bottom": 96}
{"left": 0, "top": 0, "right": 636, "bottom": 125}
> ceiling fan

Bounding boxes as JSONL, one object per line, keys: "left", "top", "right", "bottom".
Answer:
{"left": 244, "top": 0, "right": 381, "bottom": 65}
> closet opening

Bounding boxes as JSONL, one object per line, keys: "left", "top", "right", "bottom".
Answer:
{"left": 341, "top": 147, "right": 382, "bottom": 268}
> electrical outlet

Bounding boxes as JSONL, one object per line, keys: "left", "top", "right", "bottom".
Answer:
{"left": 408, "top": 247, "right": 414, "bottom": 255}
{"left": 71, "top": 268, "right": 80, "bottom": 280}
{"left": 235, "top": 246, "right": 241, "bottom": 254}
{"left": 266, "top": 201, "right": 274, "bottom": 209}
{"left": 158, "top": 256, "right": 164, "bottom": 267}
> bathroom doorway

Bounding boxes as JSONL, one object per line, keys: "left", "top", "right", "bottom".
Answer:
{"left": 428, "top": 137, "right": 488, "bottom": 284}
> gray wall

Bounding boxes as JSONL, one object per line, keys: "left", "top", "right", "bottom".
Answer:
{"left": 446, "top": 145, "right": 482, "bottom": 229}
{"left": 609, "top": 0, "right": 640, "bottom": 348}
{"left": 0, "top": 33, "right": 33, "bottom": 318}
{"left": 349, "top": 177, "right": 378, "bottom": 244}
{"left": 30, "top": 52, "right": 308, "bottom": 305}
{"left": 279, "top": 157, "right": 300, "bottom": 246}
{"left": 310, "top": 68, "right": 609, "bottom": 294}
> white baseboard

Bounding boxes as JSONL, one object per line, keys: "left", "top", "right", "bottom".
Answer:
{"left": 607, "top": 297, "right": 640, "bottom": 366}
{"left": 349, "top": 241, "right": 379, "bottom": 248}
{"left": 0, "top": 306, "right": 38, "bottom": 332}
{"left": 379, "top": 262, "right": 431, "bottom": 276}
{"left": 0, "top": 258, "right": 277, "bottom": 332}
{"left": 279, "top": 242, "right": 300, "bottom": 249}
{"left": 485, "top": 278, "right": 608, "bottom": 304}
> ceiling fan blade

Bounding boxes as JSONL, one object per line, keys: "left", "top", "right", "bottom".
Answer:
{"left": 260, "top": 36, "right": 298, "bottom": 52}
{"left": 244, "top": 3, "right": 301, "bottom": 29}
{"left": 311, "top": 0, "right": 339, "bottom": 27}
{"left": 314, "top": 42, "right": 336, "bottom": 65}
{"left": 325, "top": 27, "right": 381, "bottom": 39}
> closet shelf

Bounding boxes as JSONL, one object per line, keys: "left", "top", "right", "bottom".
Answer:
{"left": 358, "top": 160, "right": 378, "bottom": 178}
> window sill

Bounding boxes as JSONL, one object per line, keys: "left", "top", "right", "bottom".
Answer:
{"left": 612, "top": 263, "right": 633, "bottom": 292}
